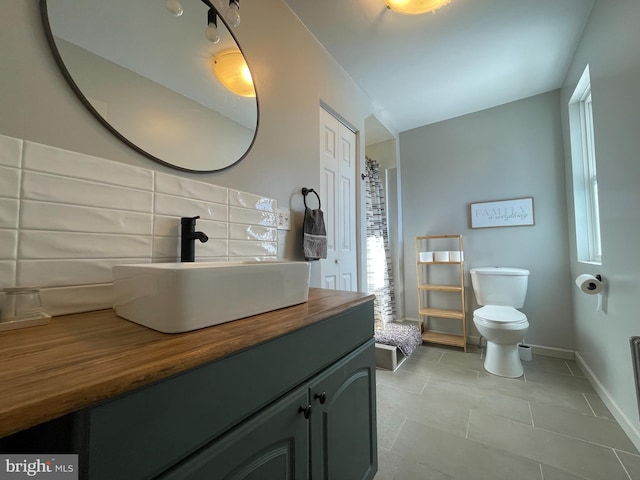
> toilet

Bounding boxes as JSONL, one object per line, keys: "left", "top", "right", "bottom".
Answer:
{"left": 470, "top": 267, "right": 530, "bottom": 378}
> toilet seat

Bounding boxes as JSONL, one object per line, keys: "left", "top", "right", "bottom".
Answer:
{"left": 474, "top": 305, "right": 527, "bottom": 328}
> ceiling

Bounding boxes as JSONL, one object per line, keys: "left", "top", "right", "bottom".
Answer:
{"left": 282, "top": 0, "right": 595, "bottom": 143}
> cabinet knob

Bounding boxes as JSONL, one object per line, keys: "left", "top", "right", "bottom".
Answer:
{"left": 314, "top": 392, "right": 327, "bottom": 404}
{"left": 298, "top": 404, "right": 312, "bottom": 419}
{"left": 334, "top": 259, "right": 339, "bottom": 264}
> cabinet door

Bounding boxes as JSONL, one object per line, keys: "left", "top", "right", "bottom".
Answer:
{"left": 309, "top": 340, "right": 377, "bottom": 480}
{"left": 158, "top": 387, "right": 310, "bottom": 480}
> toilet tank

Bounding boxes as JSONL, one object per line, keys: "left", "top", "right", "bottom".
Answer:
{"left": 470, "top": 267, "right": 529, "bottom": 307}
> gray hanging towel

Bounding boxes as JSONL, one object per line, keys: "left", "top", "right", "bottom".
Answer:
{"left": 303, "top": 207, "right": 327, "bottom": 260}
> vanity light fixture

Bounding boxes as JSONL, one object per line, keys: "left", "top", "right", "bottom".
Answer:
{"left": 212, "top": 50, "right": 255, "bottom": 97}
{"left": 384, "top": 0, "right": 452, "bottom": 15}
{"left": 166, "top": 0, "right": 184, "bottom": 16}
{"left": 205, "top": 8, "right": 220, "bottom": 44}
{"left": 225, "top": 0, "right": 241, "bottom": 28}
{"left": 165, "top": 0, "right": 240, "bottom": 41}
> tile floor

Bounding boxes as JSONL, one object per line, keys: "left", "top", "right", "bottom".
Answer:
{"left": 375, "top": 344, "right": 640, "bottom": 480}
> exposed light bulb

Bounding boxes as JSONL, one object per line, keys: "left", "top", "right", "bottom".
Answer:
{"left": 205, "top": 9, "right": 220, "bottom": 43}
{"left": 225, "top": 0, "right": 241, "bottom": 27}
{"left": 166, "top": 0, "right": 184, "bottom": 16}
{"left": 205, "top": 23, "right": 220, "bottom": 43}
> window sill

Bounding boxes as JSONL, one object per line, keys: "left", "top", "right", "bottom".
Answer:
{"left": 578, "top": 260, "right": 602, "bottom": 266}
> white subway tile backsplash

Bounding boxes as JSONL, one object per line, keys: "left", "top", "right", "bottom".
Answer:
{"left": 198, "top": 238, "right": 228, "bottom": 258}
{"left": 0, "top": 134, "right": 22, "bottom": 168}
{"left": 0, "top": 166, "right": 21, "bottom": 198}
{"left": 21, "top": 201, "right": 153, "bottom": 235}
{"left": 39, "top": 284, "right": 114, "bottom": 317}
{"left": 229, "top": 240, "right": 277, "bottom": 257}
{"left": 154, "top": 193, "right": 227, "bottom": 221}
{"left": 18, "top": 258, "right": 149, "bottom": 287}
{"left": 229, "top": 190, "right": 277, "bottom": 212}
{"left": 0, "top": 199, "right": 19, "bottom": 229}
{"left": 19, "top": 231, "right": 152, "bottom": 259}
{"left": 229, "top": 206, "right": 277, "bottom": 227}
{"left": 2, "top": 134, "right": 279, "bottom": 315}
{"left": 152, "top": 237, "right": 227, "bottom": 260}
{"left": 0, "top": 261, "right": 16, "bottom": 288}
{"left": 229, "top": 224, "right": 277, "bottom": 242}
{"left": 23, "top": 141, "right": 153, "bottom": 190}
{"left": 22, "top": 171, "right": 154, "bottom": 213}
{"left": 151, "top": 215, "right": 181, "bottom": 238}
{"left": 0, "top": 229, "right": 18, "bottom": 259}
{"left": 150, "top": 237, "right": 179, "bottom": 261}
{"left": 194, "top": 218, "right": 228, "bottom": 239}
{"left": 156, "top": 173, "right": 228, "bottom": 204}
{"left": 152, "top": 216, "right": 228, "bottom": 239}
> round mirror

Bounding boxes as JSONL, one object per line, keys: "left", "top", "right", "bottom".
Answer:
{"left": 40, "top": 0, "right": 258, "bottom": 173}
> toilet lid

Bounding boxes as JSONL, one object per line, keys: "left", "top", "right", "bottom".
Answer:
{"left": 474, "top": 305, "right": 526, "bottom": 323}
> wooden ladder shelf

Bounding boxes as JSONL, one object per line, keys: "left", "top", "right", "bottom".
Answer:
{"left": 415, "top": 235, "right": 467, "bottom": 351}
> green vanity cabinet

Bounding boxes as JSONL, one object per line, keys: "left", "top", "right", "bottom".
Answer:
{"left": 81, "top": 302, "right": 377, "bottom": 479}
{"left": 309, "top": 341, "right": 378, "bottom": 479}
{"left": 159, "top": 386, "right": 310, "bottom": 479}
{"left": 158, "top": 340, "right": 376, "bottom": 480}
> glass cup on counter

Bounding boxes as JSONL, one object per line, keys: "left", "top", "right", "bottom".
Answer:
{"left": 1, "top": 287, "right": 45, "bottom": 323}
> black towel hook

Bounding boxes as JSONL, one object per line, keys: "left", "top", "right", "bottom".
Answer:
{"left": 302, "top": 187, "right": 321, "bottom": 210}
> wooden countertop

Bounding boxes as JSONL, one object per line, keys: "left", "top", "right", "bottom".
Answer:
{"left": 0, "top": 288, "right": 374, "bottom": 438}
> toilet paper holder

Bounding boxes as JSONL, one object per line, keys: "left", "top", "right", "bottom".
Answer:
{"left": 587, "top": 274, "right": 602, "bottom": 290}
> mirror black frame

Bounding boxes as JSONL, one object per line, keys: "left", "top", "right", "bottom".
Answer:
{"left": 39, "top": 0, "right": 259, "bottom": 174}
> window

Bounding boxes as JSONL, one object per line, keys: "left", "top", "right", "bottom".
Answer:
{"left": 568, "top": 66, "right": 602, "bottom": 263}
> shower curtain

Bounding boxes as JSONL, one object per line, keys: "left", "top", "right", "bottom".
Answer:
{"left": 365, "top": 157, "right": 396, "bottom": 327}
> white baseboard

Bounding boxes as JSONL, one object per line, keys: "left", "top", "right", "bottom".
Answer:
{"left": 528, "top": 344, "right": 575, "bottom": 360}
{"left": 469, "top": 335, "right": 575, "bottom": 359}
{"left": 575, "top": 352, "right": 640, "bottom": 453}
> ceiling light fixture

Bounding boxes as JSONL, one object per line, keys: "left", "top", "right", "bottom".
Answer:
{"left": 384, "top": 0, "right": 452, "bottom": 15}
{"left": 212, "top": 50, "right": 255, "bottom": 97}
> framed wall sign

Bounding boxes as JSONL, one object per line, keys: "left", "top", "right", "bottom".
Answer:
{"left": 470, "top": 197, "right": 535, "bottom": 228}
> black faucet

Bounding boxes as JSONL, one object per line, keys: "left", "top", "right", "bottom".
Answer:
{"left": 180, "top": 216, "right": 209, "bottom": 262}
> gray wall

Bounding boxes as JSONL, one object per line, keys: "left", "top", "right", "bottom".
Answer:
{"left": 560, "top": 0, "right": 640, "bottom": 446}
{"left": 0, "top": 0, "right": 376, "bottom": 285}
{"left": 399, "top": 91, "right": 574, "bottom": 349}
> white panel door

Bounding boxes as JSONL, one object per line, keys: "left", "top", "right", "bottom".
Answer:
{"left": 319, "top": 107, "right": 357, "bottom": 292}
{"left": 338, "top": 121, "right": 357, "bottom": 291}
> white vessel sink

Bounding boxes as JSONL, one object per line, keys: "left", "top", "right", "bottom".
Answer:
{"left": 113, "top": 261, "right": 311, "bottom": 333}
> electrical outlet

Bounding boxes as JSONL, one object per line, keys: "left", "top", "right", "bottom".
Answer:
{"left": 276, "top": 208, "right": 291, "bottom": 231}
